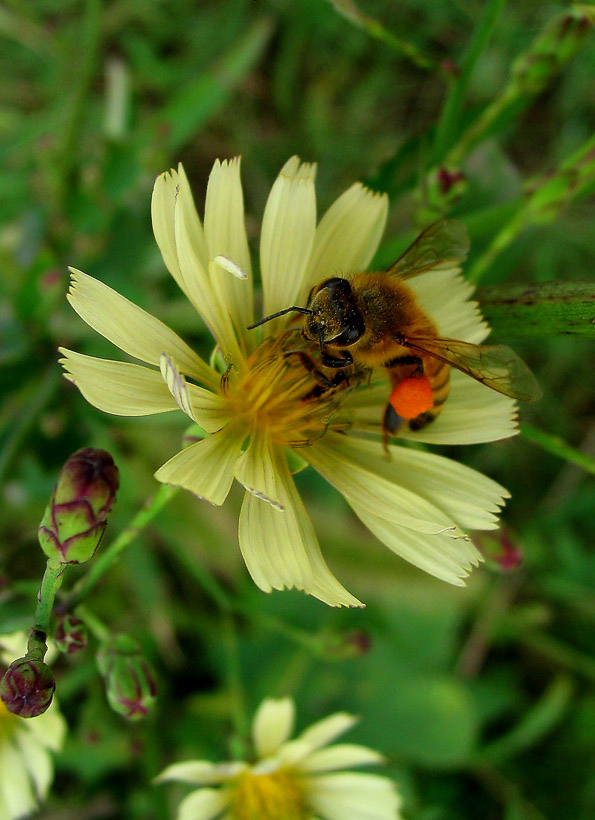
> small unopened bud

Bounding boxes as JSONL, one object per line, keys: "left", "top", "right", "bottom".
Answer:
{"left": 0, "top": 657, "right": 55, "bottom": 718}
{"left": 54, "top": 616, "right": 88, "bottom": 655}
{"left": 323, "top": 629, "right": 372, "bottom": 661}
{"left": 476, "top": 528, "right": 523, "bottom": 573}
{"left": 97, "top": 636, "right": 157, "bottom": 721}
{"left": 510, "top": 11, "right": 590, "bottom": 96}
{"left": 38, "top": 448, "right": 119, "bottom": 564}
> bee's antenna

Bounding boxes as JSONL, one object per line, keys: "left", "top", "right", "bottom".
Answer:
{"left": 247, "top": 306, "right": 312, "bottom": 330}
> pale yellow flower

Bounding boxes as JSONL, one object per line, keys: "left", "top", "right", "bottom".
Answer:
{"left": 61, "top": 156, "right": 516, "bottom": 606}
{"left": 0, "top": 634, "right": 66, "bottom": 820}
{"left": 156, "top": 696, "right": 402, "bottom": 820}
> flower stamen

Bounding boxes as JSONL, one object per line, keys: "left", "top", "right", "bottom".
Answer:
{"left": 228, "top": 768, "right": 308, "bottom": 820}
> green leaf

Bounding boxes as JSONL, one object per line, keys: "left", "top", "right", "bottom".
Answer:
{"left": 141, "top": 18, "right": 274, "bottom": 152}
{"left": 478, "top": 281, "right": 595, "bottom": 337}
{"left": 479, "top": 674, "right": 574, "bottom": 764}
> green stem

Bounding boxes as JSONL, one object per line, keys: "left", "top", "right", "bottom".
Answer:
{"left": 33, "top": 560, "right": 66, "bottom": 635}
{"left": 75, "top": 604, "right": 110, "bottom": 642}
{"left": 432, "top": 0, "right": 507, "bottom": 165}
{"left": 222, "top": 611, "right": 249, "bottom": 758}
{"left": 466, "top": 204, "right": 526, "bottom": 284}
{"left": 164, "top": 536, "right": 325, "bottom": 654}
{"left": 60, "top": 484, "right": 178, "bottom": 611}
{"left": 521, "top": 424, "right": 595, "bottom": 477}
{"left": 329, "top": 0, "right": 443, "bottom": 74}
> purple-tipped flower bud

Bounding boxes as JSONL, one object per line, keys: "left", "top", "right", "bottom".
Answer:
{"left": 510, "top": 10, "right": 590, "bottom": 96}
{"left": 97, "top": 636, "right": 157, "bottom": 721}
{"left": 38, "top": 448, "right": 119, "bottom": 564}
{"left": 476, "top": 528, "right": 523, "bottom": 573}
{"left": 323, "top": 628, "right": 372, "bottom": 660}
{"left": 54, "top": 616, "right": 88, "bottom": 655}
{"left": 0, "top": 657, "right": 55, "bottom": 718}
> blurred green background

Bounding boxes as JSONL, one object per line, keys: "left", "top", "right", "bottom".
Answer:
{"left": 1, "top": 1, "right": 594, "bottom": 818}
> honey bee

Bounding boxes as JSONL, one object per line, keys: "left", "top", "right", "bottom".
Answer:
{"left": 249, "top": 220, "right": 541, "bottom": 436}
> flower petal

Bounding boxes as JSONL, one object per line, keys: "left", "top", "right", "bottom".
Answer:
{"left": 330, "top": 435, "right": 509, "bottom": 531}
{"left": 407, "top": 267, "right": 488, "bottom": 343}
{"left": 234, "top": 435, "right": 285, "bottom": 509}
{"left": 204, "top": 158, "right": 253, "bottom": 342}
{"left": 154, "top": 425, "right": 246, "bottom": 506}
{"left": 303, "top": 183, "right": 388, "bottom": 301}
{"left": 160, "top": 353, "right": 196, "bottom": 420}
{"left": 67, "top": 269, "right": 219, "bottom": 388}
{"left": 13, "top": 728, "right": 53, "bottom": 798}
{"left": 24, "top": 700, "right": 67, "bottom": 752}
{"left": 60, "top": 349, "right": 178, "bottom": 416}
{"left": 298, "top": 712, "right": 358, "bottom": 750}
{"left": 174, "top": 181, "right": 243, "bottom": 362}
{"left": 301, "top": 743, "right": 384, "bottom": 773}
{"left": 307, "top": 772, "right": 402, "bottom": 820}
{"left": 238, "top": 445, "right": 363, "bottom": 607}
{"left": 152, "top": 170, "right": 185, "bottom": 290}
{"left": 260, "top": 156, "right": 317, "bottom": 327}
{"left": 177, "top": 788, "right": 228, "bottom": 820}
{"left": 0, "top": 738, "right": 38, "bottom": 819}
{"left": 305, "top": 433, "right": 465, "bottom": 537}
{"left": 156, "top": 761, "right": 246, "bottom": 785}
{"left": 349, "top": 500, "right": 481, "bottom": 585}
{"left": 252, "top": 697, "right": 295, "bottom": 758}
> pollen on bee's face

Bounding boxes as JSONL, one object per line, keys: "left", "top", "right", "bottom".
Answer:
{"left": 223, "top": 331, "right": 349, "bottom": 446}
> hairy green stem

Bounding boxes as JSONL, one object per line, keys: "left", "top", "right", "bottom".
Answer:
{"left": 33, "top": 560, "right": 66, "bottom": 635}
{"left": 521, "top": 424, "right": 595, "bottom": 477}
{"left": 432, "top": 0, "right": 507, "bottom": 165}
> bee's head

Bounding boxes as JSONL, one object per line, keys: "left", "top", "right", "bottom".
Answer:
{"left": 303, "top": 278, "right": 364, "bottom": 348}
{"left": 246, "top": 277, "right": 364, "bottom": 350}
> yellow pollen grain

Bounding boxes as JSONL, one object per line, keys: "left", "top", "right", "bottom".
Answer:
{"left": 228, "top": 768, "right": 308, "bottom": 820}
{"left": 225, "top": 332, "right": 346, "bottom": 446}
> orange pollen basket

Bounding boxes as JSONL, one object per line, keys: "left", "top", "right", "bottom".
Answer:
{"left": 389, "top": 375, "right": 434, "bottom": 420}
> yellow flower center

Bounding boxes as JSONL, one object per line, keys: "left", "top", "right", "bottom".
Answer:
{"left": 225, "top": 332, "right": 351, "bottom": 447}
{"left": 228, "top": 767, "right": 308, "bottom": 820}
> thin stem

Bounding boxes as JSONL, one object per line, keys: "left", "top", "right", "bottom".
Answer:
{"left": 33, "top": 560, "right": 66, "bottom": 635}
{"left": 60, "top": 484, "right": 179, "bottom": 612}
{"left": 521, "top": 423, "right": 595, "bottom": 478}
{"left": 75, "top": 604, "right": 110, "bottom": 643}
{"left": 222, "top": 611, "right": 249, "bottom": 758}
{"left": 164, "top": 535, "right": 325, "bottom": 654}
{"left": 431, "top": 0, "right": 507, "bottom": 165}
{"left": 329, "top": 0, "right": 443, "bottom": 74}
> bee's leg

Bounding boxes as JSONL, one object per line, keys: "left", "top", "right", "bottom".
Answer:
{"left": 283, "top": 351, "right": 349, "bottom": 400}
{"left": 220, "top": 362, "right": 237, "bottom": 394}
{"left": 320, "top": 351, "right": 353, "bottom": 368}
{"left": 381, "top": 403, "right": 403, "bottom": 457}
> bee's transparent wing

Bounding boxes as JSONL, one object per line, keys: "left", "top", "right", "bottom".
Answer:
{"left": 386, "top": 220, "right": 470, "bottom": 278}
{"left": 405, "top": 336, "right": 542, "bottom": 402}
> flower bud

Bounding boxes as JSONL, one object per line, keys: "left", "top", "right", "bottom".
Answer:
{"left": 54, "top": 616, "right": 88, "bottom": 655}
{"left": 476, "top": 528, "right": 523, "bottom": 573}
{"left": 38, "top": 448, "right": 119, "bottom": 564}
{"left": 322, "top": 628, "right": 372, "bottom": 660}
{"left": 510, "top": 11, "right": 590, "bottom": 96}
{"left": 97, "top": 635, "right": 157, "bottom": 721}
{"left": 0, "top": 657, "right": 55, "bottom": 718}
